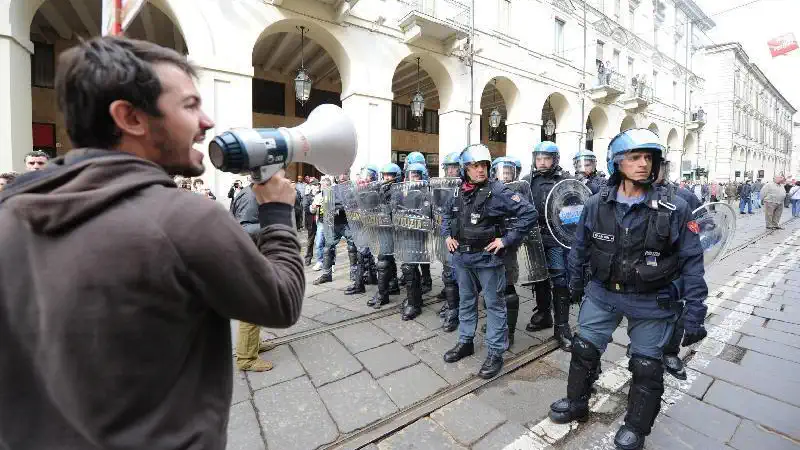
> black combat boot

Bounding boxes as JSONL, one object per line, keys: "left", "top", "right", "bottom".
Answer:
{"left": 442, "top": 281, "right": 460, "bottom": 332}
{"left": 367, "top": 257, "right": 391, "bottom": 308}
{"left": 443, "top": 342, "right": 474, "bottom": 363}
{"left": 550, "top": 335, "right": 601, "bottom": 424}
{"left": 344, "top": 251, "right": 365, "bottom": 295}
{"left": 387, "top": 257, "right": 401, "bottom": 295}
{"left": 526, "top": 281, "right": 553, "bottom": 332}
{"left": 312, "top": 249, "right": 334, "bottom": 285}
{"left": 614, "top": 356, "right": 665, "bottom": 450}
{"left": 478, "top": 352, "right": 504, "bottom": 379}
{"left": 363, "top": 252, "right": 378, "bottom": 285}
{"left": 504, "top": 285, "right": 520, "bottom": 346}
{"left": 401, "top": 264, "right": 422, "bottom": 320}
{"left": 662, "top": 313, "right": 687, "bottom": 380}
{"left": 552, "top": 286, "right": 573, "bottom": 352}
{"left": 420, "top": 264, "right": 432, "bottom": 294}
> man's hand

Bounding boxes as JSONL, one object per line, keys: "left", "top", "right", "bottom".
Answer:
{"left": 681, "top": 324, "right": 707, "bottom": 347}
{"left": 446, "top": 236, "right": 459, "bottom": 253}
{"left": 252, "top": 170, "right": 296, "bottom": 206}
{"left": 484, "top": 238, "right": 505, "bottom": 254}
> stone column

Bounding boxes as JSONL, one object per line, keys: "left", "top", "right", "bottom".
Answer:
{"left": 555, "top": 130, "right": 582, "bottom": 173}
{"left": 506, "top": 121, "right": 540, "bottom": 177}
{"left": 341, "top": 93, "right": 392, "bottom": 175}
{"left": 438, "top": 109, "right": 480, "bottom": 164}
{"left": 0, "top": 35, "right": 34, "bottom": 172}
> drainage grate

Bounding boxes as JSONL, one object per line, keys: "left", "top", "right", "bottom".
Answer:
{"left": 718, "top": 344, "right": 746, "bottom": 364}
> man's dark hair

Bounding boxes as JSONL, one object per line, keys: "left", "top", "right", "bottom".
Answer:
{"left": 55, "top": 36, "right": 197, "bottom": 150}
{"left": 25, "top": 150, "right": 50, "bottom": 161}
{"left": 0, "top": 172, "right": 19, "bottom": 182}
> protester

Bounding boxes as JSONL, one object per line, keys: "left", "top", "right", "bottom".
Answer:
{"left": 752, "top": 178, "right": 763, "bottom": 209}
{"left": 303, "top": 181, "right": 318, "bottom": 266}
{"left": 24, "top": 150, "right": 50, "bottom": 171}
{"left": 761, "top": 175, "right": 786, "bottom": 230}
{"left": 0, "top": 37, "right": 304, "bottom": 449}
{"left": 192, "top": 177, "right": 205, "bottom": 192}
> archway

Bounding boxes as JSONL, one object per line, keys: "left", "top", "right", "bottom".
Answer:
{"left": 585, "top": 106, "right": 610, "bottom": 172}
{"left": 647, "top": 122, "right": 660, "bottom": 138}
{"left": 666, "top": 128, "right": 680, "bottom": 151}
{"left": 620, "top": 115, "right": 637, "bottom": 132}
{"left": 540, "top": 92, "right": 570, "bottom": 143}
{"left": 684, "top": 133, "right": 697, "bottom": 180}
{"left": 28, "top": 0, "right": 188, "bottom": 158}
{"left": 480, "top": 79, "right": 508, "bottom": 159}
{"left": 389, "top": 55, "right": 443, "bottom": 176}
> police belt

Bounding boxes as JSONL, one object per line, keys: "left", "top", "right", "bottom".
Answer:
{"left": 601, "top": 281, "right": 671, "bottom": 295}
{"left": 457, "top": 238, "right": 494, "bottom": 253}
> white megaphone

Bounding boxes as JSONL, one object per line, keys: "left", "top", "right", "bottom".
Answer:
{"left": 208, "top": 104, "right": 358, "bottom": 183}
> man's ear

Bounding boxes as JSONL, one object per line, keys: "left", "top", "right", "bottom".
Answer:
{"left": 109, "top": 100, "right": 148, "bottom": 138}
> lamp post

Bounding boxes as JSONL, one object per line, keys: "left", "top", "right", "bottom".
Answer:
{"left": 294, "top": 26, "right": 312, "bottom": 106}
{"left": 410, "top": 57, "right": 425, "bottom": 119}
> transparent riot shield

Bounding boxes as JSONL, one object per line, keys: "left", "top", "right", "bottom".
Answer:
{"left": 322, "top": 185, "right": 335, "bottom": 228}
{"left": 357, "top": 181, "right": 394, "bottom": 256}
{"left": 430, "top": 177, "right": 461, "bottom": 265}
{"left": 341, "top": 181, "right": 368, "bottom": 248}
{"left": 391, "top": 181, "right": 434, "bottom": 263}
{"left": 692, "top": 202, "right": 736, "bottom": 267}
{"left": 504, "top": 180, "right": 533, "bottom": 203}
{"left": 545, "top": 179, "right": 593, "bottom": 249}
{"left": 517, "top": 225, "right": 550, "bottom": 284}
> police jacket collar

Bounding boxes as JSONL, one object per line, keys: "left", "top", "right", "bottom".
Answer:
{"left": 531, "top": 166, "right": 563, "bottom": 179}
{"left": 601, "top": 183, "right": 662, "bottom": 210}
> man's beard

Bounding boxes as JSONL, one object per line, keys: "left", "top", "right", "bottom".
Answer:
{"left": 151, "top": 121, "right": 205, "bottom": 177}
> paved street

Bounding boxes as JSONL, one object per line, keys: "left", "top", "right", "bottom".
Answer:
{"left": 226, "top": 204, "right": 800, "bottom": 450}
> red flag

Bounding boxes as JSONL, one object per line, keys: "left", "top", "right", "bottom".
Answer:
{"left": 768, "top": 33, "right": 799, "bottom": 57}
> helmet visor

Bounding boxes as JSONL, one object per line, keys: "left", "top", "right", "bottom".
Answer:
{"left": 574, "top": 158, "right": 597, "bottom": 174}
{"left": 493, "top": 162, "right": 517, "bottom": 182}
{"left": 443, "top": 163, "right": 461, "bottom": 177}
{"left": 534, "top": 152, "right": 556, "bottom": 170}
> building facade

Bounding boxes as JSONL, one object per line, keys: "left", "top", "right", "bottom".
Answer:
{"left": 700, "top": 42, "right": 796, "bottom": 182}
{"left": 2, "top": 0, "right": 712, "bottom": 194}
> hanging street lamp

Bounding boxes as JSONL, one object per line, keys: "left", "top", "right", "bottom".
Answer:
{"left": 410, "top": 57, "right": 425, "bottom": 119}
{"left": 489, "top": 79, "right": 502, "bottom": 130}
{"left": 294, "top": 26, "right": 312, "bottom": 105}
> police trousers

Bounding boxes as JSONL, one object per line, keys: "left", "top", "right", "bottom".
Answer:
{"left": 577, "top": 286, "right": 677, "bottom": 360}
{"left": 452, "top": 255, "right": 507, "bottom": 355}
{"left": 322, "top": 223, "right": 353, "bottom": 275}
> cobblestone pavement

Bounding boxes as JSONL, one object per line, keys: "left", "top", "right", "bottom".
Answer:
{"left": 226, "top": 205, "right": 800, "bottom": 450}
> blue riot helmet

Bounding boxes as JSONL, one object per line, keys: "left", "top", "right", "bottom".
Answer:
{"left": 405, "top": 162, "right": 428, "bottom": 182}
{"left": 533, "top": 141, "right": 560, "bottom": 174}
{"left": 441, "top": 151, "right": 462, "bottom": 177}
{"left": 459, "top": 144, "right": 492, "bottom": 182}
{"left": 606, "top": 128, "right": 665, "bottom": 186}
{"left": 573, "top": 149, "right": 598, "bottom": 176}
{"left": 404, "top": 151, "right": 426, "bottom": 170}
{"left": 360, "top": 164, "right": 379, "bottom": 182}
{"left": 380, "top": 163, "right": 402, "bottom": 182}
{"left": 491, "top": 156, "right": 517, "bottom": 183}
{"left": 509, "top": 156, "right": 522, "bottom": 179}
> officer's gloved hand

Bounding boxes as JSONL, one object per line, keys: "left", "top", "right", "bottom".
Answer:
{"left": 570, "top": 288, "right": 584, "bottom": 305}
{"left": 681, "top": 323, "right": 707, "bottom": 347}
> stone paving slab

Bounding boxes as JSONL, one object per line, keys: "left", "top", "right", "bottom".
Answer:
{"left": 429, "top": 393, "right": 507, "bottom": 446}
{"left": 689, "top": 354, "right": 800, "bottom": 407}
{"left": 332, "top": 321, "right": 395, "bottom": 354}
{"left": 317, "top": 370, "right": 399, "bottom": 434}
{"left": 729, "top": 419, "right": 800, "bottom": 450}
{"left": 736, "top": 334, "right": 800, "bottom": 364}
{"left": 226, "top": 402, "right": 265, "bottom": 450}
{"left": 376, "top": 418, "right": 466, "bottom": 450}
{"left": 646, "top": 413, "right": 732, "bottom": 450}
{"left": 705, "top": 379, "right": 800, "bottom": 439}
{"left": 231, "top": 369, "right": 250, "bottom": 405}
{"left": 409, "top": 335, "right": 482, "bottom": 385}
{"left": 472, "top": 422, "right": 548, "bottom": 450}
{"left": 372, "top": 316, "right": 437, "bottom": 346}
{"left": 739, "top": 349, "right": 800, "bottom": 382}
{"left": 357, "top": 342, "right": 421, "bottom": 378}
{"left": 291, "top": 332, "right": 363, "bottom": 387}
{"left": 377, "top": 363, "right": 449, "bottom": 409}
{"left": 662, "top": 389, "right": 741, "bottom": 441}
{"left": 245, "top": 344, "right": 305, "bottom": 391}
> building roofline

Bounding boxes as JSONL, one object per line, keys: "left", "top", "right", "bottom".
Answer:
{"left": 675, "top": 0, "right": 715, "bottom": 31}
{"left": 751, "top": 64, "right": 797, "bottom": 113}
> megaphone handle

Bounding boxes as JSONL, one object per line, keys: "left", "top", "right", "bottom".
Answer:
{"left": 250, "top": 163, "right": 287, "bottom": 185}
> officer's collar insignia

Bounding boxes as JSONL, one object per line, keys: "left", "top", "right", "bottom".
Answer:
{"left": 511, "top": 194, "right": 521, "bottom": 202}
{"left": 687, "top": 220, "right": 700, "bottom": 234}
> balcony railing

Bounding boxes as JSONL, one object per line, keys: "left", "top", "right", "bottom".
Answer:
{"left": 622, "top": 81, "right": 653, "bottom": 111}
{"left": 398, "top": 0, "right": 469, "bottom": 44}
{"left": 587, "top": 68, "right": 626, "bottom": 102}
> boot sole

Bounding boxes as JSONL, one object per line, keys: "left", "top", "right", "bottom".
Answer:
{"left": 525, "top": 323, "right": 553, "bottom": 332}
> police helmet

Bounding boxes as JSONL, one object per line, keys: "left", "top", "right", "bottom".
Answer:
{"left": 404, "top": 151, "right": 426, "bottom": 170}
{"left": 380, "top": 163, "right": 402, "bottom": 181}
{"left": 509, "top": 156, "right": 522, "bottom": 177}
{"left": 573, "top": 149, "right": 598, "bottom": 174}
{"left": 606, "top": 128, "right": 665, "bottom": 185}
{"left": 533, "top": 141, "right": 560, "bottom": 173}
{"left": 405, "top": 162, "right": 428, "bottom": 181}
{"left": 491, "top": 156, "right": 518, "bottom": 183}
{"left": 459, "top": 144, "right": 492, "bottom": 181}
{"left": 360, "top": 164, "right": 379, "bottom": 183}
{"left": 441, "top": 151, "right": 461, "bottom": 177}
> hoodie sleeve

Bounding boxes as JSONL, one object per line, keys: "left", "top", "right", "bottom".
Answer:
{"left": 168, "top": 197, "right": 304, "bottom": 328}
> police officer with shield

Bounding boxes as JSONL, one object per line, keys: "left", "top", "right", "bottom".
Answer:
{"left": 491, "top": 156, "right": 532, "bottom": 345}
{"left": 435, "top": 152, "right": 463, "bottom": 332}
{"left": 345, "top": 165, "right": 380, "bottom": 295}
{"left": 367, "top": 164, "right": 403, "bottom": 308}
{"left": 549, "top": 129, "right": 708, "bottom": 450}
{"left": 442, "top": 145, "right": 536, "bottom": 379}
{"left": 523, "top": 141, "right": 574, "bottom": 351}
{"left": 313, "top": 175, "right": 357, "bottom": 286}
{"left": 574, "top": 149, "right": 607, "bottom": 195}
{"left": 400, "top": 152, "right": 433, "bottom": 293}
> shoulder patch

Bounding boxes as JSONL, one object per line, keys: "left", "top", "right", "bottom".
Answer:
{"left": 511, "top": 194, "right": 521, "bottom": 202}
{"left": 687, "top": 220, "right": 700, "bottom": 234}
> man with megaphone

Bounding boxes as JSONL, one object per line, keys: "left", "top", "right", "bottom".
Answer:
{"left": 0, "top": 37, "right": 317, "bottom": 449}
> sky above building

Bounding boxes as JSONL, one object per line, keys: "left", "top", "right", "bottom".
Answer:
{"left": 694, "top": 0, "right": 800, "bottom": 111}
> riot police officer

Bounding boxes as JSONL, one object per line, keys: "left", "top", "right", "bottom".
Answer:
{"left": 396, "top": 163, "right": 433, "bottom": 320}
{"left": 442, "top": 145, "right": 537, "bottom": 379}
{"left": 654, "top": 159, "right": 701, "bottom": 380}
{"left": 523, "top": 141, "right": 573, "bottom": 351}
{"left": 345, "top": 165, "right": 380, "bottom": 295}
{"left": 437, "top": 152, "right": 463, "bottom": 332}
{"left": 491, "top": 157, "right": 531, "bottom": 345}
{"left": 574, "top": 149, "right": 607, "bottom": 194}
{"left": 549, "top": 129, "right": 708, "bottom": 450}
{"left": 313, "top": 175, "right": 357, "bottom": 286}
{"left": 367, "top": 163, "right": 402, "bottom": 308}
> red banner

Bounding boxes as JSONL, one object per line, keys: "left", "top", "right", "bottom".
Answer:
{"left": 768, "top": 33, "right": 799, "bottom": 57}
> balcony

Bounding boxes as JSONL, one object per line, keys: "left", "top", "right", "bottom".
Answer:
{"left": 687, "top": 108, "right": 707, "bottom": 131}
{"left": 398, "top": 0, "right": 469, "bottom": 45}
{"left": 587, "top": 68, "right": 626, "bottom": 102}
{"left": 622, "top": 81, "right": 653, "bottom": 111}
{"left": 277, "top": 0, "right": 360, "bottom": 23}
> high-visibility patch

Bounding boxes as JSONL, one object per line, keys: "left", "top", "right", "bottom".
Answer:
{"left": 687, "top": 220, "right": 700, "bottom": 234}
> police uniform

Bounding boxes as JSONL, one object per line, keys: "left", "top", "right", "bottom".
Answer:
{"left": 367, "top": 167, "right": 403, "bottom": 308}
{"left": 345, "top": 168, "right": 381, "bottom": 296}
{"left": 583, "top": 171, "right": 607, "bottom": 195}
{"left": 313, "top": 181, "right": 357, "bottom": 286}
{"left": 437, "top": 153, "right": 464, "bottom": 333}
{"left": 396, "top": 163, "right": 433, "bottom": 321}
{"left": 442, "top": 145, "right": 537, "bottom": 380}
{"left": 550, "top": 129, "right": 708, "bottom": 450}
{"left": 523, "top": 142, "right": 573, "bottom": 351}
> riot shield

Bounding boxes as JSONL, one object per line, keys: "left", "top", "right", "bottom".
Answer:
{"left": 517, "top": 225, "right": 550, "bottom": 284}
{"left": 545, "top": 179, "right": 593, "bottom": 249}
{"left": 391, "top": 181, "right": 434, "bottom": 263}
{"left": 322, "top": 185, "right": 335, "bottom": 228}
{"left": 341, "top": 181, "right": 369, "bottom": 248}
{"left": 692, "top": 202, "right": 736, "bottom": 267}
{"left": 504, "top": 180, "right": 533, "bottom": 203}
{"left": 430, "top": 177, "right": 461, "bottom": 265}
{"left": 358, "top": 181, "right": 394, "bottom": 256}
